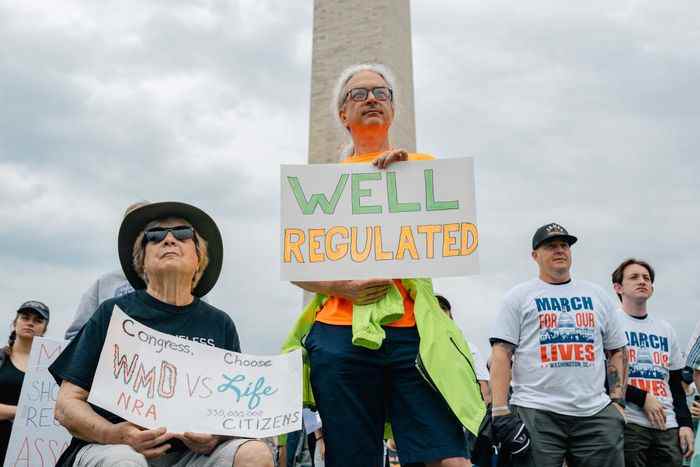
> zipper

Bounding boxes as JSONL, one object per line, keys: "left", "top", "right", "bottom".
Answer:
{"left": 449, "top": 336, "right": 480, "bottom": 387}
{"left": 415, "top": 337, "right": 481, "bottom": 399}
{"left": 415, "top": 353, "right": 439, "bottom": 392}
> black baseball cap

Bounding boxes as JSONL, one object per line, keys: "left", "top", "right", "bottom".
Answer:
{"left": 532, "top": 223, "right": 578, "bottom": 250}
{"left": 17, "top": 301, "right": 50, "bottom": 321}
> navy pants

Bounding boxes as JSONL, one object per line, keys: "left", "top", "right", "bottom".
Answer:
{"left": 306, "top": 322, "right": 467, "bottom": 467}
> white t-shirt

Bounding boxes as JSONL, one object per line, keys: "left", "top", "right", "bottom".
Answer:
{"left": 619, "top": 310, "right": 683, "bottom": 429}
{"left": 491, "top": 278, "right": 627, "bottom": 416}
{"left": 686, "top": 320, "right": 700, "bottom": 370}
{"left": 467, "top": 341, "right": 489, "bottom": 382}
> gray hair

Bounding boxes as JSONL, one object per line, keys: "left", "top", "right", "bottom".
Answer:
{"left": 331, "top": 63, "right": 399, "bottom": 159}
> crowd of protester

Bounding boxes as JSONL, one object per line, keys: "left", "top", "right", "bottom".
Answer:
{"left": 1, "top": 62, "right": 699, "bottom": 467}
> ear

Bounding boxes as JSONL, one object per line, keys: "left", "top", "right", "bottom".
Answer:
{"left": 531, "top": 250, "right": 538, "bottom": 261}
{"left": 339, "top": 108, "right": 348, "bottom": 127}
{"left": 613, "top": 283, "right": 623, "bottom": 295}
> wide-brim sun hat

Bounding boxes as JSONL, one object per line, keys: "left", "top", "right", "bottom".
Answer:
{"left": 118, "top": 201, "right": 223, "bottom": 297}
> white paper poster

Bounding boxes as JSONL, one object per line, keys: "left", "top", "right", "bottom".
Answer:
{"left": 88, "top": 306, "right": 302, "bottom": 438}
{"left": 4, "top": 337, "right": 71, "bottom": 467}
{"left": 280, "top": 157, "right": 479, "bottom": 281}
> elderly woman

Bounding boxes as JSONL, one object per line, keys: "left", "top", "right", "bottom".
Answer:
{"left": 0, "top": 301, "right": 49, "bottom": 464}
{"left": 284, "top": 64, "right": 484, "bottom": 467}
{"left": 50, "top": 202, "right": 273, "bottom": 467}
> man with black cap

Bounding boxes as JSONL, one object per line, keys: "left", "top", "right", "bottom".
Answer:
{"left": 488, "top": 222, "right": 628, "bottom": 467}
{"left": 50, "top": 202, "right": 274, "bottom": 467}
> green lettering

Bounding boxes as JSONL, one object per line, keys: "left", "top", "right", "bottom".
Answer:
{"left": 287, "top": 174, "right": 348, "bottom": 215}
{"left": 351, "top": 173, "right": 382, "bottom": 215}
{"left": 387, "top": 172, "right": 420, "bottom": 213}
{"left": 424, "top": 169, "right": 458, "bottom": 211}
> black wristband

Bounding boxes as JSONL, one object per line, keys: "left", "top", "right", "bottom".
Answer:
{"left": 611, "top": 397, "right": 626, "bottom": 409}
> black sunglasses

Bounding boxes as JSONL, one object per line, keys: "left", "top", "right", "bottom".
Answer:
{"left": 343, "top": 86, "right": 393, "bottom": 104}
{"left": 142, "top": 226, "right": 196, "bottom": 245}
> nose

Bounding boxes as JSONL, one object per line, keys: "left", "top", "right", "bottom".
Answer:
{"left": 162, "top": 231, "right": 178, "bottom": 245}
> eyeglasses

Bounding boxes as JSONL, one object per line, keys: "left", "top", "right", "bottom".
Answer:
{"left": 142, "top": 226, "right": 196, "bottom": 245}
{"left": 343, "top": 87, "right": 393, "bottom": 104}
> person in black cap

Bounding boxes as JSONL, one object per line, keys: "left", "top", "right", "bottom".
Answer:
{"left": 50, "top": 202, "right": 274, "bottom": 467}
{"left": 488, "top": 222, "right": 629, "bottom": 467}
{"left": 0, "top": 300, "right": 49, "bottom": 464}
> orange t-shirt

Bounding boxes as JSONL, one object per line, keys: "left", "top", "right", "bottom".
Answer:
{"left": 314, "top": 151, "right": 435, "bottom": 328}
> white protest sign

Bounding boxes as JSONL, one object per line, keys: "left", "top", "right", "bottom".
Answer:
{"left": 280, "top": 157, "right": 479, "bottom": 281}
{"left": 88, "top": 306, "right": 302, "bottom": 438}
{"left": 4, "top": 337, "right": 70, "bottom": 467}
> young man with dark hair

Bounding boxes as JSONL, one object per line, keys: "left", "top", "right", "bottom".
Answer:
{"left": 613, "top": 258, "right": 694, "bottom": 466}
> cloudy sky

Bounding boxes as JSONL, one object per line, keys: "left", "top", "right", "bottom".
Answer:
{"left": 1, "top": 0, "right": 699, "bottom": 357}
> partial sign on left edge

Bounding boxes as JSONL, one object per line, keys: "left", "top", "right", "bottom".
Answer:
{"left": 4, "top": 337, "right": 71, "bottom": 467}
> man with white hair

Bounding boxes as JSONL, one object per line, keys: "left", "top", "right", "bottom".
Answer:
{"left": 283, "top": 64, "right": 485, "bottom": 467}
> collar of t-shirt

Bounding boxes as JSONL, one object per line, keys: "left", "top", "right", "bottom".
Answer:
{"left": 539, "top": 278, "right": 572, "bottom": 286}
{"left": 135, "top": 289, "right": 201, "bottom": 315}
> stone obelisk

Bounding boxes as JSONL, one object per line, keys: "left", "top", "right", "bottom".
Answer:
{"left": 308, "top": 0, "right": 416, "bottom": 164}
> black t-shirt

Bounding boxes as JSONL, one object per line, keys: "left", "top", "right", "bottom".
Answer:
{"left": 49, "top": 290, "right": 241, "bottom": 466}
{"left": 0, "top": 354, "right": 25, "bottom": 464}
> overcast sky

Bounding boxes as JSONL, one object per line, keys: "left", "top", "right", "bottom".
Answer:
{"left": 1, "top": 0, "right": 699, "bottom": 357}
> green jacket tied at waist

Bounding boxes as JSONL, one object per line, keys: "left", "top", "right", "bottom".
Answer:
{"left": 281, "top": 278, "right": 486, "bottom": 435}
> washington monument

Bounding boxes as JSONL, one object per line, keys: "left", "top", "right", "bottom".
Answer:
{"left": 308, "top": 0, "right": 416, "bottom": 164}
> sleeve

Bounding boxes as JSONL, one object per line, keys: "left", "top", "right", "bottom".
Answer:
{"left": 50, "top": 303, "right": 111, "bottom": 390}
{"left": 600, "top": 293, "right": 627, "bottom": 350}
{"left": 669, "top": 325, "right": 684, "bottom": 371}
{"left": 669, "top": 369, "right": 693, "bottom": 428}
{"left": 626, "top": 385, "right": 647, "bottom": 408}
{"left": 64, "top": 280, "right": 100, "bottom": 340}
{"left": 686, "top": 322, "right": 700, "bottom": 370}
{"left": 489, "top": 288, "right": 522, "bottom": 347}
{"left": 226, "top": 318, "right": 241, "bottom": 353}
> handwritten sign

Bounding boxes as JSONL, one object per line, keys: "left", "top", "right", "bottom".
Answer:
{"left": 88, "top": 307, "right": 302, "bottom": 437}
{"left": 280, "top": 157, "right": 479, "bottom": 280}
{"left": 4, "top": 337, "right": 70, "bottom": 467}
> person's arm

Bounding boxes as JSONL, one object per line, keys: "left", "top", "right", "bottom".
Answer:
{"left": 671, "top": 368, "right": 695, "bottom": 459}
{"left": 0, "top": 404, "right": 16, "bottom": 421}
{"left": 626, "top": 385, "right": 666, "bottom": 429}
{"left": 605, "top": 346, "right": 628, "bottom": 400}
{"left": 291, "top": 279, "right": 393, "bottom": 305}
{"left": 313, "top": 428, "right": 325, "bottom": 460}
{"left": 605, "top": 346, "right": 628, "bottom": 411}
{"left": 55, "top": 381, "right": 174, "bottom": 458}
{"left": 479, "top": 380, "right": 492, "bottom": 405}
{"left": 670, "top": 369, "right": 693, "bottom": 428}
{"left": 489, "top": 341, "right": 514, "bottom": 414}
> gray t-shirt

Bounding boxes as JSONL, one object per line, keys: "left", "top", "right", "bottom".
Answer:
{"left": 64, "top": 270, "right": 134, "bottom": 340}
{"left": 65, "top": 269, "right": 209, "bottom": 340}
{"left": 491, "top": 278, "right": 627, "bottom": 416}
{"left": 619, "top": 310, "right": 683, "bottom": 429}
